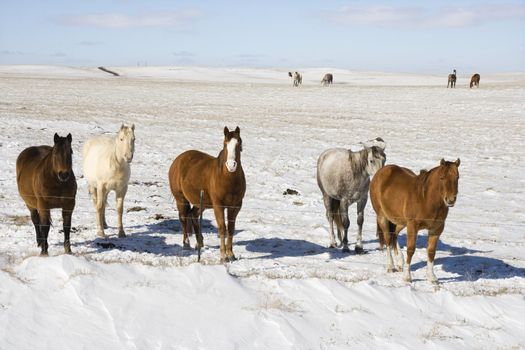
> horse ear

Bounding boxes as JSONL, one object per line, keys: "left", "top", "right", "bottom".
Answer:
{"left": 224, "top": 126, "right": 229, "bottom": 137}
{"left": 455, "top": 158, "right": 461, "bottom": 167}
{"left": 67, "top": 133, "right": 72, "bottom": 143}
{"left": 440, "top": 158, "right": 446, "bottom": 166}
{"left": 131, "top": 124, "right": 135, "bottom": 131}
{"left": 375, "top": 137, "right": 386, "bottom": 150}
{"left": 235, "top": 126, "right": 240, "bottom": 134}
{"left": 54, "top": 133, "right": 59, "bottom": 143}
{"left": 120, "top": 123, "right": 124, "bottom": 130}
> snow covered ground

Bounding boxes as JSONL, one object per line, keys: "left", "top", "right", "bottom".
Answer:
{"left": 0, "top": 65, "right": 524, "bottom": 349}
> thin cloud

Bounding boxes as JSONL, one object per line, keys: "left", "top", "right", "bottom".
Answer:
{"left": 327, "top": 3, "right": 525, "bottom": 29}
{"left": 0, "top": 50, "right": 26, "bottom": 55}
{"left": 173, "top": 51, "right": 195, "bottom": 57}
{"left": 56, "top": 10, "right": 202, "bottom": 29}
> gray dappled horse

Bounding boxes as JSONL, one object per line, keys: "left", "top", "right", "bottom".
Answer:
{"left": 317, "top": 138, "right": 386, "bottom": 253}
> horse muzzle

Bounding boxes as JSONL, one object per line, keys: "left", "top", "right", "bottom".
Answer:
{"left": 58, "top": 171, "right": 70, "bottom": 182}
{"left": 225, "top": 160, "right": 237, "bottom": 173}
{"left": 444, "top": 197, "right": 456, "bottom": 207}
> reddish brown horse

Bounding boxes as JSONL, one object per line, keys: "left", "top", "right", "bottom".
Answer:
{"left": 169, "top": 126, "right": 246, "bottom": 262}
{"left": 470, "top": 73, "right": 480, "bottom": 88}
{"left": 16, "top": 133, "right": 77, "bottom": 255}
{"left": 370, "top": 159, "right": 460, "bottom": 283}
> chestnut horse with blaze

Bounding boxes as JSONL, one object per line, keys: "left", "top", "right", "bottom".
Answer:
{"left": 370, "top": 159, "right": 460, "bottom": 283}
{"left": 16, "top": 133, "right": 77, "bottom": 255}
{"left": 169, "top": 126, "right": 246, "bottom": 262}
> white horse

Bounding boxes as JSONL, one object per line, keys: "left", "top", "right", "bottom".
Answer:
{"left": 288, "top": 71, "right": 302, "bottom": 86}
{"left": 83, "top": 124, "right": 135, "bottom": 238}
{"left": 317, "top": 138, "right": 386, "bottom": 253}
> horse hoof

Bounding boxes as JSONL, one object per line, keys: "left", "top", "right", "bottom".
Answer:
{"left": 182, "top": 244, "right": 192, "bottom": 251}
{"left": 354, "top": 246, "right": 364, "bottom": 254}
{"left": 342, "top": 246, "right": 351, "bottom": 253}
{"left": 118, "top": 231, "right": 126, "bottom": 238}
{"left": 328, "top": 243, "right": 337, "bottom": 249}
{"left": 97, "top": 232, "right": 107, "bottom": 238}
{"left": 387, "top": 267, "right": 395, "bottom": 273}
{"left": 40, "top": 252, "right": 49, "bottom": 257}
{"left": 221, "top": 255, "right": 237, "bottom": 263}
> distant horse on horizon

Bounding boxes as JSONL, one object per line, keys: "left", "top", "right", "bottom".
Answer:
{"left": 470, "top": 73, "right": 480, "bottom": 88}
{"left": 16, "top": 133, "right": 77, "bottom": 255}
{"left": 83, "top": 124, "right": 135, "bottom": 238}
{"left": 370, "top": 159, "right": 460, "bottom": 283}
{"left": 169, "top": 126, "right": 246, "bottom": 262}
{"left": 317, "top": 138, "right": 386, "bottom": 253}
{"left": 321, "top": 73, "right": 333, "bottom": 86}
{"left": 447, "top": 69, "right": 457, "bottom": 88}
{"left": 288, "top": 71, "right": 302, "bottom": 86}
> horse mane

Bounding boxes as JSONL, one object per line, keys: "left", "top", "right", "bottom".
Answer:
{"left": 348, "top": 148, "right": 368, "bottom": 176}
{"left": 217, "top": 149, "right": 224, "bottom": 169}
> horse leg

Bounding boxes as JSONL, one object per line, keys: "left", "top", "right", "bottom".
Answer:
{"left": 116, "top": 186, "right": 127, "bottom": 237}
{"left": 175, "top": 197, "right": 192, "bottom": 249}
{"left": 404, "top": 220, "right": 418, "bottom": 282}
{"left": 62, "top": 206, "right": 73, "bottom": 254}
{"left": 89, "top": 183, "right": 106, "bottom": 228}
{"left": 95, "top": 185, "right": 107, "bottom": 238}
{"left": 354, "top": 197, "right": 367, "bottom": 254}
{"left": 323, "top": 195, "right": 338, "bottom": 248}
{"left": 29, "top": 207, "right": 41, "bottom": 247}
{"left": 339, "top": 200, "right": 351, "bottom": 253}
{"left": 226, "top": 207, "right": 240, "bottom": 261}
{"left": 190, "top": 206, "right": 204, "bottom": 249}
{"left": 37, "top": 208, "right": 51, "bottom": 256}
{"left": 390, "top": 223, "right": 405, "bottom": 272}
{"left": 426, "top": 227, "right": 443, "bottom": 283}
{"left": 213, "top": 205, "right": 228, "bottom": 263}
{"left": 377, "top": 217, "right": 394, "bottom": 272}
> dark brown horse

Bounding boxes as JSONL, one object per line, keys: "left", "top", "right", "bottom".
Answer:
{"left": 321, "top": 73, "right": 333, "bottom": 86}
{"left": 370, "top": 159, "right": 460, "bottom": 283}
{"left": 447, "top": 69, "right": 457, "bottom": 88}
{"left": 16, "top": 133, "right": 77, "bottom": 255}
{"left": 470, "top": 73, "right": 480, "bottom": 88}
{"left": 169, "top": 126, "right": 246, "bottom": 262}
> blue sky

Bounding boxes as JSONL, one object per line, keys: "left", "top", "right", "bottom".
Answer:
{"left": 1, "top": 0, "right": 524, "bottom": 73}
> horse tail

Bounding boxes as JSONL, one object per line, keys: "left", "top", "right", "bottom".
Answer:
{"left": 388, "top": 221, "right": 396, "bottom": 247}
{"left": 376, "top": 221, "right": 384, "bottom": 250}
{"left": 333, "top": 200, "right": 343, "bottom": 238}
{"left": 376, "top": 219, "right": 395, "bottom": 250}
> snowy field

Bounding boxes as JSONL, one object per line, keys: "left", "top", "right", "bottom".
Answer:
{"left": 0, "top": 65, "right": 524, "bottom": 349}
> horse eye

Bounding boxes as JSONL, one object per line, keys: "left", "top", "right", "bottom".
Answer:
{"left": 120, "top": 138, "right": 123, "bottom": 141}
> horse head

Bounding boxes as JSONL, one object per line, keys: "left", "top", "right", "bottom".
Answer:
{"left": 366, "top": 146, "right": 386, "bottom": 176}
{"left": 52, "top": 133, "right": 73, "bottom": 182}
{"left": 223, "top": 126, "right": 242, "bottom": 173}
{"left": 438, "top": 158, "right": 460, "bottom": 207}
{"left": 116, "top": 124, "right": 135, "bottom": 163}
{"left": 363, "top": 138, "right": 386, "bottom": 176}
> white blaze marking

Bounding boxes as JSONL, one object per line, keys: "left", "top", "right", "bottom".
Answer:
{"left": 225, "top": 138, "right": 238, "bottom": 172}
